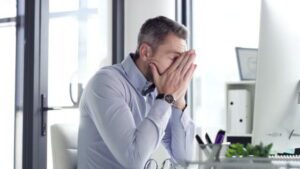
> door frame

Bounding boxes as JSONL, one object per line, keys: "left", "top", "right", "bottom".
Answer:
{"left": 17, "top": 0, "right": 49, "bottom": 168}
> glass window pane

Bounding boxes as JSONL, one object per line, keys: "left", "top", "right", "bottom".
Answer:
{"left": 49, "top": 0, "right": 79, "bottom": 13}
{"left": 87, "top": 0, "right": 100, "bottom": 9}
{"left": 0, "top": 0, "right": 16, "bottom": 18}
{"left": 47, "top": 0, "right": 111, "bottom": 169}
{"left": 0, "top": 25, "right": 16, "bottom": 169}
{"left": 192, "top": 0, "right": 261, "bottom": 131}
{"left": 48, "top": 16, "right": 79, "bottom": 107}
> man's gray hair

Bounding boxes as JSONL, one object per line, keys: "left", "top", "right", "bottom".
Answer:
{"left": 134, "top": 16, "right": 188, "bottom": 59}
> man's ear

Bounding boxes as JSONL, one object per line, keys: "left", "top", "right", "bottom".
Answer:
{"left": 139, "top": 43, "right": 152, "bottom": 61}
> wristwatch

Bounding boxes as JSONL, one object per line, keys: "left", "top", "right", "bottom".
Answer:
{"left": 156, "top": 94, "right": 175, "bottom": 104}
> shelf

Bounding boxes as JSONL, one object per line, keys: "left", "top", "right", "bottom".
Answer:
{"left": 226, "top": 81, "right": 256, "bottom": 136}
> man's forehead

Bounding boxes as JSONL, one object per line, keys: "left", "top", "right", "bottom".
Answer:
{"left": 167, "top": 50, "right": 184, "bottom": 55}
{"left": 166, "top": 44, "right": 187, "bottom": 54}
{"left": 157, "top": 34, "right": 187, "bottom": 53}
{"left": 162, "top": 42, "right": 186, "bottom": 52}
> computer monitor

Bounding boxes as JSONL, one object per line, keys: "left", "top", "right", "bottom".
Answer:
{"left": 253, "top": 0, "right": 300, "bottom": 152}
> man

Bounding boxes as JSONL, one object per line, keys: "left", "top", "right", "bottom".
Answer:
{"left": 77, "top": 16, "right": 197, "bottom": 169}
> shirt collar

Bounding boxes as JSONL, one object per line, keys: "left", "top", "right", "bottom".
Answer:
{"left": 121, "top": 53, "right": 152, "bottom": 94}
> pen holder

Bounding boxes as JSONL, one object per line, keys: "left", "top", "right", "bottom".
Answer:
{"left": 198, "top": 144, "right": 229, "bottom": 162}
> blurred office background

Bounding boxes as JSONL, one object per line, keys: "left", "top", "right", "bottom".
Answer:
{"left": 0, "top": 0, "right": 260, "bottom": 168}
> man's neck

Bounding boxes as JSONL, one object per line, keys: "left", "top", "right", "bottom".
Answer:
{"left": 133, "top": 54, "right": 149, "bottom": 81}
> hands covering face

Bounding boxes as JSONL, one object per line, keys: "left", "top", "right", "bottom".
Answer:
{"left": 150, "top": 49, "right": 197, "bottom": 109}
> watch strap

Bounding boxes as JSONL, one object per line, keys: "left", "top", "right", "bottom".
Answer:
{"left": 156, "top": 93, "right": 165, "bottom": 100}
{"left": 156, "top": 93, "right": 175, "bottom": 104}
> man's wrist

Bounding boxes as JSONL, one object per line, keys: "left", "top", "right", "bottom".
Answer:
{"left": 173, "top": 99, "right": 187, "bottom": 111}
{"left": 174, "top": 103, "right": 187, "bottom": 112}
{"left": 156, "top": 93, "right": 176, "bottom": 105}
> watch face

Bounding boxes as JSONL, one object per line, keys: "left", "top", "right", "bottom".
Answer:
{"left": 165, "top": 94, "right": 175, "bottom": 104}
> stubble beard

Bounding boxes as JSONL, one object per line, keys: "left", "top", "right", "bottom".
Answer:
{"left": 145, "top": 65, "right": 154, "bottom": 82}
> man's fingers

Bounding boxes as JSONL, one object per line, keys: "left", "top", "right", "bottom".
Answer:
{"left": 184, "top": 64, "right": 197, "bottom": 81}
{"left": 181, "top": 52, "right": 196, "bottom": 75}
{"left": 177, "top": 51, "right": 191, "bottom": 72}
{"left": 167, "top": 54, "right": 185, "bottom": 72}
{"left": 171, "top": 49, "right": 195, "bottom": 73}
{"left": 156, "top": 50, "right": 197, "bottom": 95}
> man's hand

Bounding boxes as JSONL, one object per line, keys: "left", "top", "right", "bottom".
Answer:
{"left": 150, "top": 50, "right": 197, "bottom": 109}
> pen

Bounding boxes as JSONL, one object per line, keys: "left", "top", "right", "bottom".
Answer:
{"left": 195, "top": 134, "right": 204, "bottom": 144}
{"left": 195, "top": 134, "right": 213, "bottom": 162}
{"left": 205, "top": 133, "right": 213, "bottom": 144}
{"left": 214, "top": 130, "right": 225, "bottom": 144}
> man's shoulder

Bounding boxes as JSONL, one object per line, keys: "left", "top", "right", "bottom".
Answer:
{"left": 84, "top": 64, "right": 131, "bottom": 98}
{"left": 97, "top": 64, "right": 123, "bottom": 77}
{"left": 90, "top": 64, "right": 127, "bottom": 85}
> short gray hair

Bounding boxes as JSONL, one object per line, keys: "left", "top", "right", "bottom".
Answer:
{"left": 134, "top": 16, "right": 188, "bottom": 59}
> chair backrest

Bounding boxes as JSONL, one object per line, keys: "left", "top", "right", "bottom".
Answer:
{"left": 51, "top": 124, "right": 78, "bottom": 169}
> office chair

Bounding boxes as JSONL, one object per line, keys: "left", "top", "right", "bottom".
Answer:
{"left": 51, "top": 124, "right": 78, "bottom": 169}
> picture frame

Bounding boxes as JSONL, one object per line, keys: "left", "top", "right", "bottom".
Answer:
{"left": 235, "top": 47, "right": 258, "bottom": 80}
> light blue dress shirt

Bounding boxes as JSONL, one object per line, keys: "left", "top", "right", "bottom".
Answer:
{"left": 77, "top": 54, "right": 195, "bottom": 169}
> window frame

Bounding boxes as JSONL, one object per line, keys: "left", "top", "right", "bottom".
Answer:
{"left": 176, "top": 0, "right": 195, "bottom": 119}
{"left": 16, "top": 0, "right": 121, "bottom": 168}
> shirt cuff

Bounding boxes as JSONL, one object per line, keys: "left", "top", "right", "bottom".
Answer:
{"left": 171, "top": 106, "right": 191, "bottom": 130}
{"left": 146, "top": 99, "right": 172, "bottom": 136}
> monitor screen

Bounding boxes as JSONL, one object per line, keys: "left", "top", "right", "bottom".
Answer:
{"left": 253, "top": 0, "right": 300, "bottom": 152}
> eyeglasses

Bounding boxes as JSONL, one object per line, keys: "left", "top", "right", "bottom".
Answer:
{"left": 144, "top": 158, "right": 175, "bottom": 169}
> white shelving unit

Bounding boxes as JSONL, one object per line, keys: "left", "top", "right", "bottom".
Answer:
{"left": 225, "top": 81, "right": 255, "bottom": 142}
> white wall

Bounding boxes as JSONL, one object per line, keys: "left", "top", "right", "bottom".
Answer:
{"left": 124, "top": 0, "right": 175, "bottom": 55}
{"left": 192, "top": 0, "right": 261, "bottom": 138}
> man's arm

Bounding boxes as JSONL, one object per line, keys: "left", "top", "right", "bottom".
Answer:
{"left": 84, "top": 70, "right": 172, "bottom": 169}
{"left": 161, "top": 107, "right": 195, "bottom": 165}
{"left": 171, "top": 107, "right": 195, "bottom": 162}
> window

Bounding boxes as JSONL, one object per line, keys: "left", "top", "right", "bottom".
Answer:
{"left": 192, "top": 0, "right": 261, "bottom": 132}
{"left": 47, "top": 0, "right": 111, "bottom": 168}
{"left": 0, "top": 0, "right": 16, "bottom": 168}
